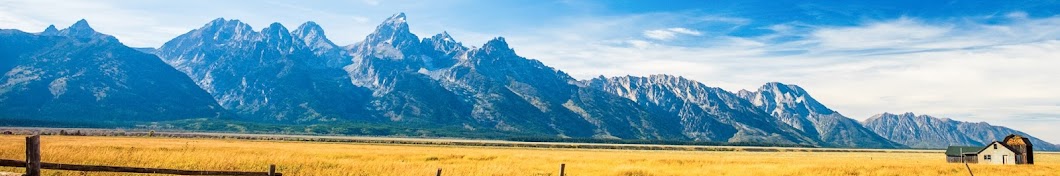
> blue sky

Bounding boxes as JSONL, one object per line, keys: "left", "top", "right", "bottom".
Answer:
{"left": 2, "top": 0, "right": 1059, "bottom": 143}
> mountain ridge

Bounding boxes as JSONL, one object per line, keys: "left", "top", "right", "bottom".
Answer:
{"left": 862, "top": 112, "right": 1058, "bottom": 151}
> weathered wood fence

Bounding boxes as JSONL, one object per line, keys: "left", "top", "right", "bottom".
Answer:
{"left": 0, "top": 135, "right": 281, "bottom": 176}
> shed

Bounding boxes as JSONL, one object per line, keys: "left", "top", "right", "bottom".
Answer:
{"left": 945, "top": 146, "right": 980, "bottom": 163}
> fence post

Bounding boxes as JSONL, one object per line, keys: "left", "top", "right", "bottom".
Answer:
{"left": 559, "top": 163, "right": 565, "bottom": 176}
{"left": 268, "top": 164, "right": 276, "bottom": 176}
{"left": 436, "top": 168, "right": 442, "bottom": 176}
{"left": 25, "top": 135, "right": 41, "bottom": 176}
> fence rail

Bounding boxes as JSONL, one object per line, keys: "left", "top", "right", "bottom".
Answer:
{"left": 1, "top": 135, "right": 280, "bottom": 176}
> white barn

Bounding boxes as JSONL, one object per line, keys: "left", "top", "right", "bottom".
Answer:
{"left": 978, "top": 141, "right": 1018, "bottom": 165}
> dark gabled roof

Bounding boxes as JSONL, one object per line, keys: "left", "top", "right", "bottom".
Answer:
{"left": 976, "top": 141, "right": 1022, "bottom": 155}
{"left": 945, "top": 146, "right": 982, "bottom": 156}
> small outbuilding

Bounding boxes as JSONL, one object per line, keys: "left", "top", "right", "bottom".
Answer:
{"left": 945, "top": 146, "right": 981, "bottom": 163}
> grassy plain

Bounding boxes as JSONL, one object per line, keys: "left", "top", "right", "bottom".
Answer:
{"left": 0, "top": 135, "right": 1057, "bottom": 176}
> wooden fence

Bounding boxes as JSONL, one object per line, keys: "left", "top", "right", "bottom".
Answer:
{"left": 0, "top": 135, "right": 281, "bottom": 176}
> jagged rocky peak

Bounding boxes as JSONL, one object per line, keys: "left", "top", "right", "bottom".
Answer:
{"left": 50, "top": 19, "right": 118, "bottom": 42}
{"left": 423, "top": 31, "right": 466, "bottom": 55}
{"left": 293, "top": 21, "right": 327, "bottom": 41}
{"left": 58, "top": 19, "right": 98, "bottom": 37}
{"left": 480, "top": 37, "right": 515, "bottom": 55}
{"left": 428, "top": 31, "right": 457, "bottom": 46}
{"left": 761, "top": 82, "right": 811, "bottom": 96}
{"left": 736, "top": 89, "right": 755, "bottom": 98}
{"left": 261, "top": 22, "right": 292, "bottom": 39}
{"left": 261, "top": 23, "right": 302, "bottom": 51}
{"left": 197, "top": 17, "right": 255, "bottom": 41}
{"left": 67, "top": 19, "right": 93, "bottom": 31}
{"left": 40, "top": 25, "right": 59, "bottom": 35}
{"left": 294, "top": 21, "right": 325, "bottom": 35}
{"left": 293, "top": 21, "right": 338, "bottom": 50}
{"left": 745, "top": 82, "right": 834, "bottom": 114}
{"left": 587, "top": 74, "right": 731, "bottom": 102}
{"left": 433, "top": 31, "right": 454, "bottom": 41}
{"left": 204, "top": 17, "right": 251, "bottom": 29}
{"left": 863, "top": 112, "right": 966, "bottom": 128}
{"left": 649, "top": 74, "right": 694, "bottom": 85}
{"left": 382, "top": 12, "right": 408, "bottom": 27}
{"left": 363, "top": 12, "right": 418, "bottom": 47}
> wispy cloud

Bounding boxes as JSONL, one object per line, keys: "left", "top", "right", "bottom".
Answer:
{"left": 643, "top": 27, "right": 703, "bottom": 40}
{"left": 809, "top": 18, "right": 953, "bottom": 51}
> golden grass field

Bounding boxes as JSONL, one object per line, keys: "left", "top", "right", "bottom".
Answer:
{"left": 0, "top": 135, "right": 1057, "bottom": 176}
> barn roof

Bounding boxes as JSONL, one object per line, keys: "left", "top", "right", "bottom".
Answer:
{"left": 945, "top": 146, "right": 982, "bottom": 156}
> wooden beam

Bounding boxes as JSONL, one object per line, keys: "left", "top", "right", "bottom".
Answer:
{"left": 0, "top": 159, "right": 279, "bottom": 176}
{"left": 0, "top": 159, "right": 23, "bottom": 167}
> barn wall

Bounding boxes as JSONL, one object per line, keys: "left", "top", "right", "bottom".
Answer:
{"left": 947, "top": 156, "right": 978, "bottom": 163}
{"left": 979, "top": 143, "right": 1017, "bottom": 165}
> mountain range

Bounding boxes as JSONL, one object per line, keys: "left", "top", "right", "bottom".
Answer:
{"left": 1, "top": 13, "right": 1054, "bottom": 150}
{"left": 863, "top": 112, "right": 1058, "bottom": 150}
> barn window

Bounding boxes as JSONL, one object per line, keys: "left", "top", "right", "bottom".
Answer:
{"left": 985, "top": 155, "right": 992, "bottom": 160}
{"left": 993, "top": 144, "right": 997, "bottom": 149}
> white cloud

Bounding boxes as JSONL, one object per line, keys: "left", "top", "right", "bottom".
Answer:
{"left": 643, "top": 27, "right": 703, "bottom": 40}
{"left": 810, "top": 18, "right": 954, "bottom": 50}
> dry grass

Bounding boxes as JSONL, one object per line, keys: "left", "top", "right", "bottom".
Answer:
{"left": 0, "top": 135, "right": 1056, "bottom": 176}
